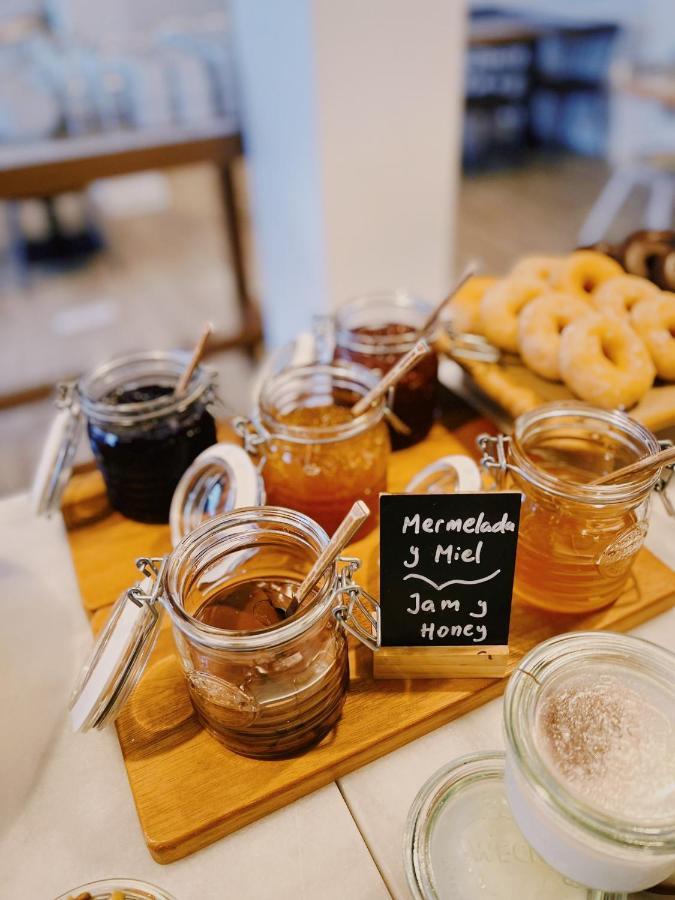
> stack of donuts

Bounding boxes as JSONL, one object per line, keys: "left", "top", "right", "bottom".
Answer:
{"left": 448, "top": 250, "right": 675, "bottom": 410}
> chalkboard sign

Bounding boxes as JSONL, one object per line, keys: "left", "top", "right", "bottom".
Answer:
{"left": 379, "top": 492, "right": 521, "bottom": 649}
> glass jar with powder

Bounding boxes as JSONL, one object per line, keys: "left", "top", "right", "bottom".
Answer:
{"left": 503, "top": 631, "right": 675, "bottom": 894}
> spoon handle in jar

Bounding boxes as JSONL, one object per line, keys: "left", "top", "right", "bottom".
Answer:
{"left": 293, "top": 500, "right": 371, "bottom": 606}
{"left": 418, "top": 260, "right": 479, "bottom": 337}
{"left": 175, "top": 322, "right": 213, "bottom": 396}
{"left": 351, "top": 339, "right": 430, "bottom": 417}
{"left": 591, "top": 444, "right": 675, "bottom": 485}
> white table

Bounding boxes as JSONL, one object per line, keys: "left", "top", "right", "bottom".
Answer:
{"left": 1, "top": 489, "right": 673, "bottom": 899}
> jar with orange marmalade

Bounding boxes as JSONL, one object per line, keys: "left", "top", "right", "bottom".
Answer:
{"left": 237, "top": 363, "right": 390, "bottom": 536}
{"left": 478, "top": 402, "right": 671, "bottom": 614}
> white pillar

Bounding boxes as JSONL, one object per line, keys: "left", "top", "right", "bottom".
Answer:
{"left": 232, "top": 0, "right": 466, "bottom": 347}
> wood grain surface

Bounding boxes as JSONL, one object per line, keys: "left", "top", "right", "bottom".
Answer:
{"left": 64, "top": 421, "right": 675, "bottom": 863}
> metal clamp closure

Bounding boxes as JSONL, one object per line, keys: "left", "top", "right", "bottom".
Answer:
{"left": 128, "top": 556, "right": 169, "bottom": 609}
{"left": 55, "top": 380, "right": 78, "bottom": 409}
{"left": 656, "top": 440, "right": 675, "bottom": 517}
{"left": 331, "top": 556, "right": 380, "bottom": 651}
{"left": 477, "top": 432, "right": 512, "bottom": 489}
{"left": 232, "top": 416, "right": 268, "bottom": 467}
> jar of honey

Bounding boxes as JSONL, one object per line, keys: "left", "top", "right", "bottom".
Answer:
{"left": 33, "top": 351, "right": 218, "bottom": 523}
{"left": 334, "top": 292, "right": 438, "bottom": 449}
{"left": 478, "top": 402, "right": 669, "bottom": 614}
{"left": 239, "top": 362, "right": 390, "bottom": 536}
{"left": 70, "top": 506, "right": 379, "bottom": 758}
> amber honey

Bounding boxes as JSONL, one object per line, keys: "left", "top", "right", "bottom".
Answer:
{"left": 511, "top": 459, "right": 645, "bottom": 614}
{"left": 486, "top": 403, "right": 662, "bottom": 615}
{"left": 258, "top": 364, "right": 390, "bottom": 536}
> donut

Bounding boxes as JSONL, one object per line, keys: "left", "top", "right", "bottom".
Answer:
{"left": 556, "top": 250, "right": 624, "bottom": 299}
{"left": 631, "top": 293, "right": 675, "bottom": 381}
{"left": 559, "top": 313, "right": 655, "bottom": 409}
{"left": 592, "top": 275, "right": 661, "bottom": 318}
{"left": 622, "top": 229, "right": 675, "bottom": 283}
{"left": 447, "top": 276, "right": 496, "bottom": 334}
{"left": 654, "top": 250, "right": 675, "bottom": 292}
{"left": 518, "top": 292, "right": 590, "bottom": 381}
{"left": 510, "top": 255, "right": 564, "bottom": 286}
{"left": 479, "top": 277, "right": 545, "bottom": 353}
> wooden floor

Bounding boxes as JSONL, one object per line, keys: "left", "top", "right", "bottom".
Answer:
{"left": 456, "top": 153, "right": 646, "bottom": 275}
{"left": 0, "top": 153, "right": 651, "bottom": 497}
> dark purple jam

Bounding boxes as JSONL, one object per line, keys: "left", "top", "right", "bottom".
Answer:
{"left": 87, "top": 384, "right": 217, "bottom": 523}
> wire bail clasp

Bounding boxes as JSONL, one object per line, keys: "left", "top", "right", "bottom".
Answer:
{"left": 477, "top": 433, "right": 512, "bottom": 489}
{"left": 55, "top": 380, "right": 78, "bottom": 410}
{"left": 656, "top": 439, "right": 675, "bottom": 517}
{"left": 331, "top": 556, "right": 380, "bottom": 651}
{"left": 128, "top": 556, "right": 168, "bottom": 610}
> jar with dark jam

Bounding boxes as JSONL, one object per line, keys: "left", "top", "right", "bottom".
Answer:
{"left": 334, "top": 292, "right": 438, "bottom": 449}
{"left": 80, "top": 351, "right": 217, "bottom": 522}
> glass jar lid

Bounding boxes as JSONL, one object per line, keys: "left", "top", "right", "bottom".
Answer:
{"left": 405, "top": 752, "right": 587, "bottom": 900}
{"left": 169, "top": 442, "right": 265, "bottom": 546}
{"left": 405, "top": 454, "right": 482, "bottom": 494}
{"left": 31, "top": 383, "right": 83, "bottom": 517}
{"left": 54, "top": 877, "right": 176, "bottom": 899}
{"left": 69, "top": 573, "right": 164, "bottom": 732}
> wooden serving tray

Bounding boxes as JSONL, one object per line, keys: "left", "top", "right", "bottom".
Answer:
{"left": 63, "top": 421, "right": 675, "bottom": 863}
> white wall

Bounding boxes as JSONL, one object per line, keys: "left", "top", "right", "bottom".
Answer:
{"left": 232, "top": 0, "right": 466, "bottom": 347}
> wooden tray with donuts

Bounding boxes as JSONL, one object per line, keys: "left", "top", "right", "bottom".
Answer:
{"left": 436, "top": 230, "right": 675, "bottom": 436}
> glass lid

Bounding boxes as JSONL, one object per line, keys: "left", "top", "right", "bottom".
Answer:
{"left": 31, "top": 387, "right": 83, "bottom": 516}
{"left": 54, "top": 877, "right": 176, "bottom": 899}
{"left": 405, "top": 454, "right": 482, "bottom": 494}
{"left": 69, "top": 574, "right": 163, "bottom": 732}
{"left": 169, "top": 443, "right": 265, "bottom": 546}
{"left": 405, "top": 752, "right": 587, "bottom": 900}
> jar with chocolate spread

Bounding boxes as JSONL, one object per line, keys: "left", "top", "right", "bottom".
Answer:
{"left": 69, "top": 506, "right": 379, "bottom": 758}
{"left": 334, "top": 292, "right": 438, "bottom": 449}
{"left": 33, "top": 351, "right": 218, "bottom": 523}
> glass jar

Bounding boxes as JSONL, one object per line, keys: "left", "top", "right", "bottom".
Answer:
{"left": 70, "top": 507, "right": 379, "bottom": 759}
{"left": 34, "top": 351, "right": 218, "bottom": 523}
{"left": 478, "top": 402, "right": 665, "bottom": 614}
{"left": 503, "top": 632, "right": 675, "bottom": 894}
{"left": 55, "top": 878, "right": 175, "bottom": 900}
{"left": 334, "top": 291, "right": 438, "bottom": 449}
{"left": 240, "top": 362, "right": 390, "bottom": 537}
{"left": 405, "top": 752, "right": 587, "bottom": 900}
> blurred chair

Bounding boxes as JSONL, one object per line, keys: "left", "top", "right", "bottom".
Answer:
{"left": 578, "top": 42, "right": 675, "bottom": 244}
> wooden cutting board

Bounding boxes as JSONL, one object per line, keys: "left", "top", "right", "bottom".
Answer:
{"left": 63, "top": 421, "right": 675, "bottom": 863}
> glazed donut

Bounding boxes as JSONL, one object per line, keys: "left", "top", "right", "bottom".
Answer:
{"left": 592, "top": 275, "right": 660, "bottom": 319}
{"left": 631, "top": 293, "right": 675, "bottom": 381}
{"left": 447, "top": 276, "right": 496, "bottom": 334}
{"left": 518, "top": 292, "right": 590, "bottom": 381}
{"left": 479, "top": 277, "right": 545, "bottom": 353}
{"left": 556, "top": 250, "right": 624, "bottom": 299}
{"left": 510, "top": 255, "right": 564, "bottom": 286}
{"left": 559, "top": 313, "right": 655, "bottom": 409}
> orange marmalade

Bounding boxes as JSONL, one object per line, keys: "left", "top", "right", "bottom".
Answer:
{"left": 258, "top": 364, "right": 390, "bottom": 536}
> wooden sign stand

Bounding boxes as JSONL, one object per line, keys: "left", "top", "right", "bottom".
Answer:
{"left": 375, "top": 491, "right": 521, "bottom": 681}
{"left": 373, "top": 644, "right": 509, "bottom": 679}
